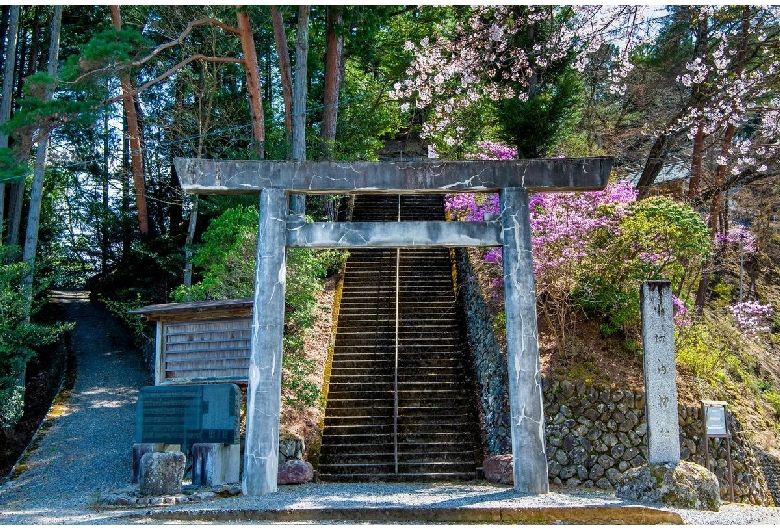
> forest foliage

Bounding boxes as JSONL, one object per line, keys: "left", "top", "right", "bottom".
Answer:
{"left": 0, "top": 6, "right": 778, "bottom": 427}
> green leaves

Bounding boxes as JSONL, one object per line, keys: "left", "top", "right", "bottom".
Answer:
{"left": 576, "top": 196, "right": 711, "bottom": 338}
{"left": 0, "top": 247, "right": 72, "bottom": 427}
{"left": 0, "top": 148, "right": 29, "bottom": 184}
{"left": 76, "top": 28, "right": 152, "bottom": 71}
{"left": 175, "top": 205, "right": 345, "bottom": 410}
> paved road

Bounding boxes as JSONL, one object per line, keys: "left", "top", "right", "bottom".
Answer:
{"left": 0, "top": 290, "right": 152, "bottom": 524}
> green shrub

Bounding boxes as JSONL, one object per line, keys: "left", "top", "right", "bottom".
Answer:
{"left": 763, "top": 389, "right": 780, "bottom": 416}
{"left": 712, "top": 281, "right": 732, "bottom": 307}
{"left": 675, "top": 322, "right": 726, "bottom": 384}
{"left": 576, "top": 196, "right": 710, "bottom": 340}
{"left": 0, "top": 246, "right": 72, "bottom": 427}
{"left": 174, "top": 206, "right": 345, "bottom": 410}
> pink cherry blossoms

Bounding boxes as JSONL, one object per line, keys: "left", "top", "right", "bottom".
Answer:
{"left": 390, "top": 5, "right": 653, "bottom": 144}
{"left": 670, "top": 6, "right": 780, "bottom": 184}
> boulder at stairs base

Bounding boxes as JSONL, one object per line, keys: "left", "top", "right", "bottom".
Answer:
{"left": 278, "top": 459, "right": 314, "bottom": 485}
{"left": 483, "top": 454, "right": 514, "bottom": 485}
{"left": 616, "top": 461, "right": 720, "bottom": 511}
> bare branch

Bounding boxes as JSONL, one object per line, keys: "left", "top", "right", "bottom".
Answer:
{"left": 132, "top": 17, "right": 240, "bottom": 67}
{"left": 69, "top": 64, "right": 115, "bottom": 85}
{"left": 103, "top": 55, "right": 244, "bottom": 105}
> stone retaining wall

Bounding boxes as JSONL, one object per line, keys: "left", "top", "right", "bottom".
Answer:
{"left": 760, "top": 452, "right": 780, "bottom": 506}
{"left": 455, "top": 249, "right": 511, "bottom": 456}
{"left": 543, "top": 380, "right": 770, "bottom": 505}
{"left": 456, "top": 250, "right": 773, "bottom": 505}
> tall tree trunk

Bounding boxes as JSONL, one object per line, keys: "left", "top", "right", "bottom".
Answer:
{"left": 8, "top": 5, "right": 62, "bottom": 430}
{"left": 0, "top": 5, "right": 19, "bottom": 244}
{"left": 110, "top": 5, "right": 149, "bottom": 237}
{"left": 236, "top": 6, "right": 265, "bottom": 159}
{"left": 321, "top": 6, "right": 343, "bottom": 159}
{"left": 636, "top": 132, "right": 673, "bottom": 199}
{"left": 688, "top": 125, "right": 705, "bottom": 201}
{"left": 0, "top": 7, "right": 9, "bottom": 60}
{"left": 271, "top": 5, "right": 293, "bottom": 157}
{"left": 290, "top": 5, "right": 309, "bottom": 216}
{"left": 25, "top": 6, "right": 42, "bottom": 79}
{"left": 121, "top": 113, "right": 131, "bottom": 259}
{"left": 101, "top": 93, "right": 111, "bottom": 274}
{"left": 687, "top": 14, "right": 708, "bottom": 201}
{"left": 6, "top": 6, "right": 42, "bottom": 247}
{"left": 13, "top": 9, "right": 26, "bottom": 103}
{"left": 21, "top": 5, "right": 61, "bottom": 300}
{"left": 694, "top": 7, "right": 750, "bottom": 312}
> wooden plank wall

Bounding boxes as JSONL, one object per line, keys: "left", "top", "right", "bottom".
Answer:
{"left": 161, "top": 318, "right": 251, "bottom": 384}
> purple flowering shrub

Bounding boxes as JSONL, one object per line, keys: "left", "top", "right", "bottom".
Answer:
{"left": 444, "top": 142, "right": 711, "bottom": 348}
{"left": 729, "top": 301, "right": 775, "bottom": 336}
{"left": 716, "top": 225, "right": 756, "bottom": 254}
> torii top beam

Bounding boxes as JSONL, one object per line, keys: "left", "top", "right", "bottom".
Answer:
{"left": 174, "top": 157, "right": 613, "bottom": 195}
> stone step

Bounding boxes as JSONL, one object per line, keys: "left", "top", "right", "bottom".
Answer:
{"left": 327, "top": 371, "right": 464, "bottom": 384}
{"left": 317, "top": 472, "right": 478, "bottom": 483}
{"left": 319, "top": 452, "right": 478, "bottom": 467}
{"left": 322, "top": 422, "right": 476, "bottom": 438}
{"left": 324, "top": 392, "right": 472, "bottom": 402}
{"left": 334, "top": 339, "right": 462, "bottom": 349}
{"left": 334, "top": 322, "right": 461, "bottom": 329}
{"left": 328, "top": 381, "right": 466, "bottom": 393}
{"left": 323, "top": 412, "right": 472, "bottom": 428}
{"left": 318, "top": 462, "right": 476, "bottom": 476}
{"left": 329, "top": 362, "right": 460, "bottom": 373}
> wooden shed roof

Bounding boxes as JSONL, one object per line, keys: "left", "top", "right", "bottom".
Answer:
{"left": 129, "top": 298, "right": 253, "bottom": 322}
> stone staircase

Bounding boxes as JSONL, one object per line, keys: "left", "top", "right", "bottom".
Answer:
{"left": 318, "top": 194, "right": 481, "bottom": 482}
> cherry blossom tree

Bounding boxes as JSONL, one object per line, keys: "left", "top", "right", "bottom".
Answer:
{"left": 638, "top": 5, "right": 780, "bottom": 202}
{"left": 391, "top": 5, "right": 653, "bottom": 153}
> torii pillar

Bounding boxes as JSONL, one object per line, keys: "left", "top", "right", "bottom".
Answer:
{"left": 174, "top": 157, "right": 613, "bottom": 496}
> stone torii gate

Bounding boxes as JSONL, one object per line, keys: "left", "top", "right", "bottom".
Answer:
{"left": 174, "top": 157, "right": 612, "bottom": 496}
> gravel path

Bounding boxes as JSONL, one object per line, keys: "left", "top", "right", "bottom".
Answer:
{"left": 0, "top": 290, "right": 152, "bottom": 524}
{"left": 1, "top": 290, "right": 780, "bottom": 524}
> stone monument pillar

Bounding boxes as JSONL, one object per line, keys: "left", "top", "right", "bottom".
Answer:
{"left": 640, "top": 281, "right": 680, "bottom": 464}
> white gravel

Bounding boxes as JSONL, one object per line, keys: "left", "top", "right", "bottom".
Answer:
{"left": 1, "top": 291, "right": 779, "bottom": 525}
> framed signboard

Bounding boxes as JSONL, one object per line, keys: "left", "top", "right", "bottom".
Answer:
{"left": 704, "top": 401, "right": 728, "bottom": 437}
{"left": 701, "top": 400, "right": 733, "bottom": 501}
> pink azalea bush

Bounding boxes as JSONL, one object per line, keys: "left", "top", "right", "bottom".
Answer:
{"left": 716, "top": 225, "right": 756, "bottom": 254}
{"left": 445, "top": 141, "right": 709, "bottom": 347}
{"left": 729, "top": 301, "right": 775, "bottom": 336}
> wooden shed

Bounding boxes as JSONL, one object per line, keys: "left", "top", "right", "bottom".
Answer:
{"left": 130, "top": 298, "right": 253, "bottom": 385}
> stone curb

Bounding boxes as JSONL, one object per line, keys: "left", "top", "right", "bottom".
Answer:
{"left": 140, "top": 505, "right": 683, "bottom": 525}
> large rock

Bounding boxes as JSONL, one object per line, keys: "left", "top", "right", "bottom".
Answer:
{"left": 616, "top": 461, "right": 720, "bottom": 511}
{"left": 278, "top": 434, "right": 305, "bottom": 465}
{"left": 483, "top": 454, "right": 513, "bottom": 485}
{"left": 277, "top": 459, "right": 314, "bottom": 485}
{"left": 139, "top": 451, "right": 185, "bottom": 496}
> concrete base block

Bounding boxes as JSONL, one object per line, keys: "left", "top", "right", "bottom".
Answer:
{"left": 192, "top": 443, "right": 241, "bottom": 486}
{"left": 139, "top": 451, "right": 186, "bottom": 496}
{"left": 132, "top": 443, "right": 163, "bottom": 483}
